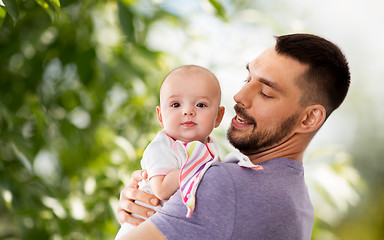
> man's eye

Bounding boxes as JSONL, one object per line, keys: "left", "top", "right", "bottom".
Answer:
{"left": 244, "top": 77, "right": 251, "bottom": 83}
{"left": 171, "top": 103, "right": 180, "bottom": 108}
{"left": 196, "top": 103, "right": 206, "bottom": 108}
{"left": 261, "top": 91, "right": 273, "bottom": 99}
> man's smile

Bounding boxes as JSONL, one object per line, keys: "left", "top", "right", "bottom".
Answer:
{"left": 231, "top": 104, "right": 256, "bottom": 129}
{"left": 236, "top": 115, "right": 249, "bottom": 124}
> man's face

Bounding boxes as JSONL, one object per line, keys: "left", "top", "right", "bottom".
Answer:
{"left": 227, "top": 47, "right": 308, "bottom": 154}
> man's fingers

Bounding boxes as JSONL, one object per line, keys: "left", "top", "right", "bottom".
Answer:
{"left": 122, "top": 170, "right": 159, "bottom": 207}
{"left": 121, "top": 186, "right": 159, "bottom": 208}
{"left": 117, "top": 172, "right": 160, "bottom": 225}
{"left": 128, "top": 170, "right": 148, "bottom": 188}
{"left": 117, "top": 192, "right": 157, "bottom": 224}
{"left": 117, "top": 208, "right": 144, "bottom": 226}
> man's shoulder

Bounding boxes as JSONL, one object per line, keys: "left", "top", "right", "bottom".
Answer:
{"left": 200, "top": 162, "right": 255, "bottom": 190}
{"left": 197, "top": 162, "right": 240, "bottom": 193}
{"left": 204, "top": 159, "right": 305, "bottom": 195}
{"left": 206, "top": 162, "right": 244, "bottom": 176}
{"left": 207, "top": 161, "right": 263, "bottom": 177}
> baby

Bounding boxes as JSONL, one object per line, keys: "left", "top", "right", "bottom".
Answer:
{"left": 115, "top": 65, "right": 225, "bottom": 239}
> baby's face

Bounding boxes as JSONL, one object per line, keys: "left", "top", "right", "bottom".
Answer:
{"left": 157, "top": 69, "right": 223, "bottom": 144}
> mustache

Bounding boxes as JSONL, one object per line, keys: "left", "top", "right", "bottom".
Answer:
{"left": 234, "top": 104, "right": 256, "bottom": 125}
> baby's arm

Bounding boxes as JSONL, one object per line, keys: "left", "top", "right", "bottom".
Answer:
{"left": 149, "top": 170, "right": 180, "bottom": 200}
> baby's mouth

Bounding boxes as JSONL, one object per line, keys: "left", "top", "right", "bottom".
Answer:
{"left": 182, "top": 121, "right": 197, "bottom": 127}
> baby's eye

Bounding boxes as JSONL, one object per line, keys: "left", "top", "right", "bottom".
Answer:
{"left": 171, "top": 103, "right": 181, "bottom": 108}
{"left": 196, "top": 103, "right": 207, "bottom": 108}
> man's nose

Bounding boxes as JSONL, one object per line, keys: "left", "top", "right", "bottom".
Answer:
{"left": 234, "top": 84, "right": 251, "bottom": 109}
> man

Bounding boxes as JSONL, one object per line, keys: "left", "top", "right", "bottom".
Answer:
{"left": 116, "top": 33, "right": 351, "bottom": 239}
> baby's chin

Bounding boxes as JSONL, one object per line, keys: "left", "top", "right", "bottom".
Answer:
{"left": 188, "top": 138, "right": 208, "bottom": 144}
{"left": 179, "top": 137, "right": 208, "bottom": 144}
{"left": 166, "top": 131, "right": 209, "bottom": 144}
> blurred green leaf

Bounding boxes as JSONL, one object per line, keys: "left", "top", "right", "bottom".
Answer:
{"left": 49, "top": 0, "right": 60, "bottom": 8}
{"left": 35, "top": 0, "right": 61, "bottom": 22}
{"left": 118, "top": 0, "right": 135, "bottom": 42}
{"left": 34, "top": 0, "right": 49, "bottom": 9}
{"left": 208, "top": 0, "right": 227, "bottom": 21}
{"left": 0, "top": 8, "right": 6, "bottom": 27}
{"left": 3, "top": 0, "right": 19, "bottom": 25}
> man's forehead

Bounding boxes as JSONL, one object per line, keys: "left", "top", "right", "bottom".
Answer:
{"left": 247, "top": 47, "right": 274, "bottom": 67}
{"left": 245, "top": 47, "right": 310, "bottom": 98}
{"left": 247, "top": 47, "right": 308, "bottom": 76}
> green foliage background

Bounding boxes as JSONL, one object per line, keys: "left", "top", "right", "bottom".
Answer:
{"left": 0, "top": 0, "right": 196, "bottom": 238}
{"left": 1, "top": 0, "right": 383, "bottom": 239}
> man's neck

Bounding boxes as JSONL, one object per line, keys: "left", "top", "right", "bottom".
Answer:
{"left": 244, "top": 133, "right": 312, "bottom": 165}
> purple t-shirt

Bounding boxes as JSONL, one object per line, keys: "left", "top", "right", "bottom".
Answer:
{"left": 150, "top": 157, "right": 314, "bottom": 239}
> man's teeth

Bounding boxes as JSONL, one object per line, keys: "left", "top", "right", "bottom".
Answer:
{"left": 236, "top": 115, "right": 246, "bottom": 123}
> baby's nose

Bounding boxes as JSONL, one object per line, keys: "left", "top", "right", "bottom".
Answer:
{"left": 183, "top": 107, "right": 195, "bottom": 116}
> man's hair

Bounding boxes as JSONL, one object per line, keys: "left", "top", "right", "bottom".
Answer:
{"left": 275, "top": 33, "right": 350, "bottom": 119}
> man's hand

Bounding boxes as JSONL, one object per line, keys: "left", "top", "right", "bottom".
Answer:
{"left": 117, "top": 170, "right": 160, "bottom": 226}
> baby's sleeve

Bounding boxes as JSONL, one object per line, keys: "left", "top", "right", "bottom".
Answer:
{"left": 141, "top": 141, "right": 184, "bottom": 179}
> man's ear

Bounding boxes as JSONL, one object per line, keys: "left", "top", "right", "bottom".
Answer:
{"left": 214, "top": 106, "right": 225, "bottom": 128}
{"left": 297, "top": 104, "right": 326, "bottom": 133}
{"left": 156, "top": 106, "right": 164, "bottom": 128}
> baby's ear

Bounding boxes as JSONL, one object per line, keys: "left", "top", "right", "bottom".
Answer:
{"left": 297, "top": 104, "right": 326, "bottom": 133}
{"left": 214, "top": 106, "right": 225, "bottom": 128}
{"left": 156, "top": 106, "right": 164, "bottom": 128}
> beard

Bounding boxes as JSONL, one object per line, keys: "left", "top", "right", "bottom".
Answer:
{"left": 227, "top": 104, "right": 299, "bottom": 154}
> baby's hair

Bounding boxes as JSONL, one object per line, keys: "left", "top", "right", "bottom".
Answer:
{"left": 160, "top": 65, "right": 222, "bottom": 102}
